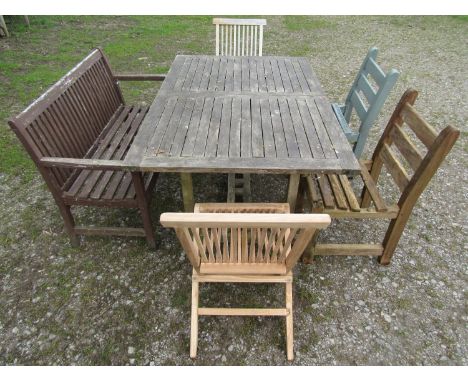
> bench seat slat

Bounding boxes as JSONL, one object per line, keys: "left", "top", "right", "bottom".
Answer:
{"left": 89, "top": 106, "right": 143, "bottom": 199}
{"left": 65, "top": 106, "right": 130, "bottom": 196}
{"left": 64, "top": 105, "right": 149, "bottom": 202}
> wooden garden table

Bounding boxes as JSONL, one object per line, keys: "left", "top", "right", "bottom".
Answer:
{"left": 125, "top": 55, "right": 360, "bottom": 211}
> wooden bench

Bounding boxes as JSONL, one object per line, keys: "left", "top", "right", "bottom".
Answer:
{"left": 297, "top": 89, "right": 460, "bottom": 265}
{"left": 8, "top": 48, "right": 166, "bottom": 248}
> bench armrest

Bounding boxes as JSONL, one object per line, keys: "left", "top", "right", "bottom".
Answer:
{"left": 40, "top": 157, "right": 138, "bottom": 171}
{"left": 114, "top": 74, "right": 166, "bottom": 81}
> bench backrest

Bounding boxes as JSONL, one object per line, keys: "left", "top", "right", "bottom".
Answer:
{"left": 213, "top": 18, "right": 266, "bottom": 56}
{"left": 366, "top": 89, "right": 459, "bottom": 210}
{"left": 160, "top": 212, "right": 330, "bottom": 274}
{"left": 8, "top": 48, "right": 123, "bottom": 188}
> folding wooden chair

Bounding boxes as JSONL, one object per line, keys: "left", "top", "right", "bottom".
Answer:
{"left": 160, "top": 203, "right": 330, "bottom": 360}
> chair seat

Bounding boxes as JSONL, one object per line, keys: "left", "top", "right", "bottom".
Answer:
{"left": 62, "top": 105, "right": 153, "bottom": 205}
{"left": 199, "top": 262, "right": 287, "bottom": 275}
{"left": 304, "top": 160, "right": 399, "bottom": 218}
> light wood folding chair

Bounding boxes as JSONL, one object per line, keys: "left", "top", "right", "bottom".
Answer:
{"left": 213, "top": 18, "right": 267, "bottom": 202}
{"left": 160, "top": 203, "right": 330, "bottom": 360}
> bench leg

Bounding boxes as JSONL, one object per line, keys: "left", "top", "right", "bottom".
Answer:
{"left": 132, "top": 172, "right": 156, "bottom": 249}
{"left": 57, "top": 203, "right": 79, "bottom": 246}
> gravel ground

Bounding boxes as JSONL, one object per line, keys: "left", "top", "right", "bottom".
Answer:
{"left": 0, "top": 16, "right": 467, "bottom": 365}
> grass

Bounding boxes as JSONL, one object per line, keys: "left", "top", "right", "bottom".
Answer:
{"left": 0, "top": 16, "right": 214, "bottom": 176}
{"left": 283, "top": 16, "right": 335, "bottom": 31}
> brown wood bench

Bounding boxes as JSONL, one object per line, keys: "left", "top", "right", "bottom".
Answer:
{"left": 297, "top": 89, "right": 460, "bottom": 265}
{"left": 8, "top": 48, "right": 166, "bottom": 248}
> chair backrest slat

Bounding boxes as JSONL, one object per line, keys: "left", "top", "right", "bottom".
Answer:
{"left": 369, "top": 89, "right": 460, "bottom": 210}
{"left": 389, "top": 123, "right": 423, "bottom": 171}
{"left": 8, "top": 48, "right": 123, "bottom": 189}
{"left": 161, "top": 212, "right": 330, "bottom": 273}
{"left": 342, "top": 47, "right": 399, "bottom": 158}
{"left": 400, "top": 103, "right": 437, "bottom": 147}
{"left": 357, "top": 73, "right": 377, "bottom": 104}
{"left": 213, "top": 18, "right": 266, "bottom": 57}
{"left": 379, "top": 143, "right": 410, "bottom": 192}
{"left": 350, "top": 90, "right": 368, "bottom": 121}
{"left": 365, "top": 57, "right": 386, "bottom": 86}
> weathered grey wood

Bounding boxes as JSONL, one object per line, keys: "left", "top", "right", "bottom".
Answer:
{"left": 287, "top": 98, "right": 313, "bottom": 158}
{"left": 169, "top": 98, "right": 196, "bottom": 157}
{"left": 132, "top": 55, "right": 360, "bottom": 180}
{"left": 192, "top": 97, "right": 215, "bottom": 156}
{"left": 114, "top": 74, "right": 166, "bottom": 81}
{"left": 259, "top": 98, "right": 276, "bottom": 157}
{"left": 251, "top": 98, "right": 264, "bottom": 157}
{"left": 229, "top": 98, "right": 242, "bottom": 157}
{"left": 181, "top": 98, "right": 204, "bottom": 157}
{"left": 269, "top": 97, "right": 288, "bottom": 158}
{"left": 139, "top": 157, "right": 353, "bottom": 174}
{"left": 217, "top": 97, "right": 232, "bottom": 157}
{"left": 204, "top": 97, "right": 224, "bottom": 157}
{"left": 277, "top": 98, "right": 300, "bottom": 158}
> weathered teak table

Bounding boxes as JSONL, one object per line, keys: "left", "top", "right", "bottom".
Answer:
{"left": 126, "top": 55, "right": 360, "bottom": 211}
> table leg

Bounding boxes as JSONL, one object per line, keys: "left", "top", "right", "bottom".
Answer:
{"left": 287, "top": 174, "right": 300, "bottom": 212}
{"left": 180, "top": 173, "right": 194, "bottom": 212}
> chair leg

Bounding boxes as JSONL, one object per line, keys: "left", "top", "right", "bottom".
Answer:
{"left": 379, "top": 215, "right": 407, "bottom": 266}
{"left": 227, "top": 174, "right": 251, "bottom": 202}
{"left": 131, "top": 172, "right": 156, "bottom": 249}
{"left": 190, "top": 276, "right": 199, "bottom": 359}
{"left": 285, "top": 279, "right": 294, "bottom": 361}
{"left": 301, "top": 230, "right": 319, "bottom": 264}
{"left": 227, "top": 173, "right": 236, "bottom": 202}
{"left": 56, "top": 202, "right": 79, "bottom": 246}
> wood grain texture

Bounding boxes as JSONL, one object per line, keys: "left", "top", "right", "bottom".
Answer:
{"left": 130, "top": 55, "right": 360, "bottom": 175}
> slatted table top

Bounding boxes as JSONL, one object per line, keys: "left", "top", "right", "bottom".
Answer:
{"left": 127, "top": 55, "right": 360, "bottom": 174}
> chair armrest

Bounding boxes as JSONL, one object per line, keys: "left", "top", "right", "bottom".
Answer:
{"left": 40, "top": 157, "right": 137, "bottom": 171}
{"left": 114, "top": 74, "right": 166, "bottom": 81}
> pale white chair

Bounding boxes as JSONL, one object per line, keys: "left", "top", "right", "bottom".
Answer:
{"left": 213, "top": 18, "right": 266, "bottom": 57}
{"left": 160, "top": 203, "right": 331, "bottom": 360}
{"left": 213, "top": 18, "right": 267, "bottom": 202}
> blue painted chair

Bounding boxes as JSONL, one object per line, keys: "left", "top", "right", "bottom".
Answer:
{"left": 332, "top": 47, "right": 399, "bottom": 158}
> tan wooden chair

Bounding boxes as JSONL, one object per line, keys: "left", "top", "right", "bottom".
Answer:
{"left": 160, "top": 203, "right": 330, "bottom": 360}
{"left": 297, "top": 89, "right": 460, "bottom": 265}
{"left": 213, "top": 18, "right": 267, "bottom": 202}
